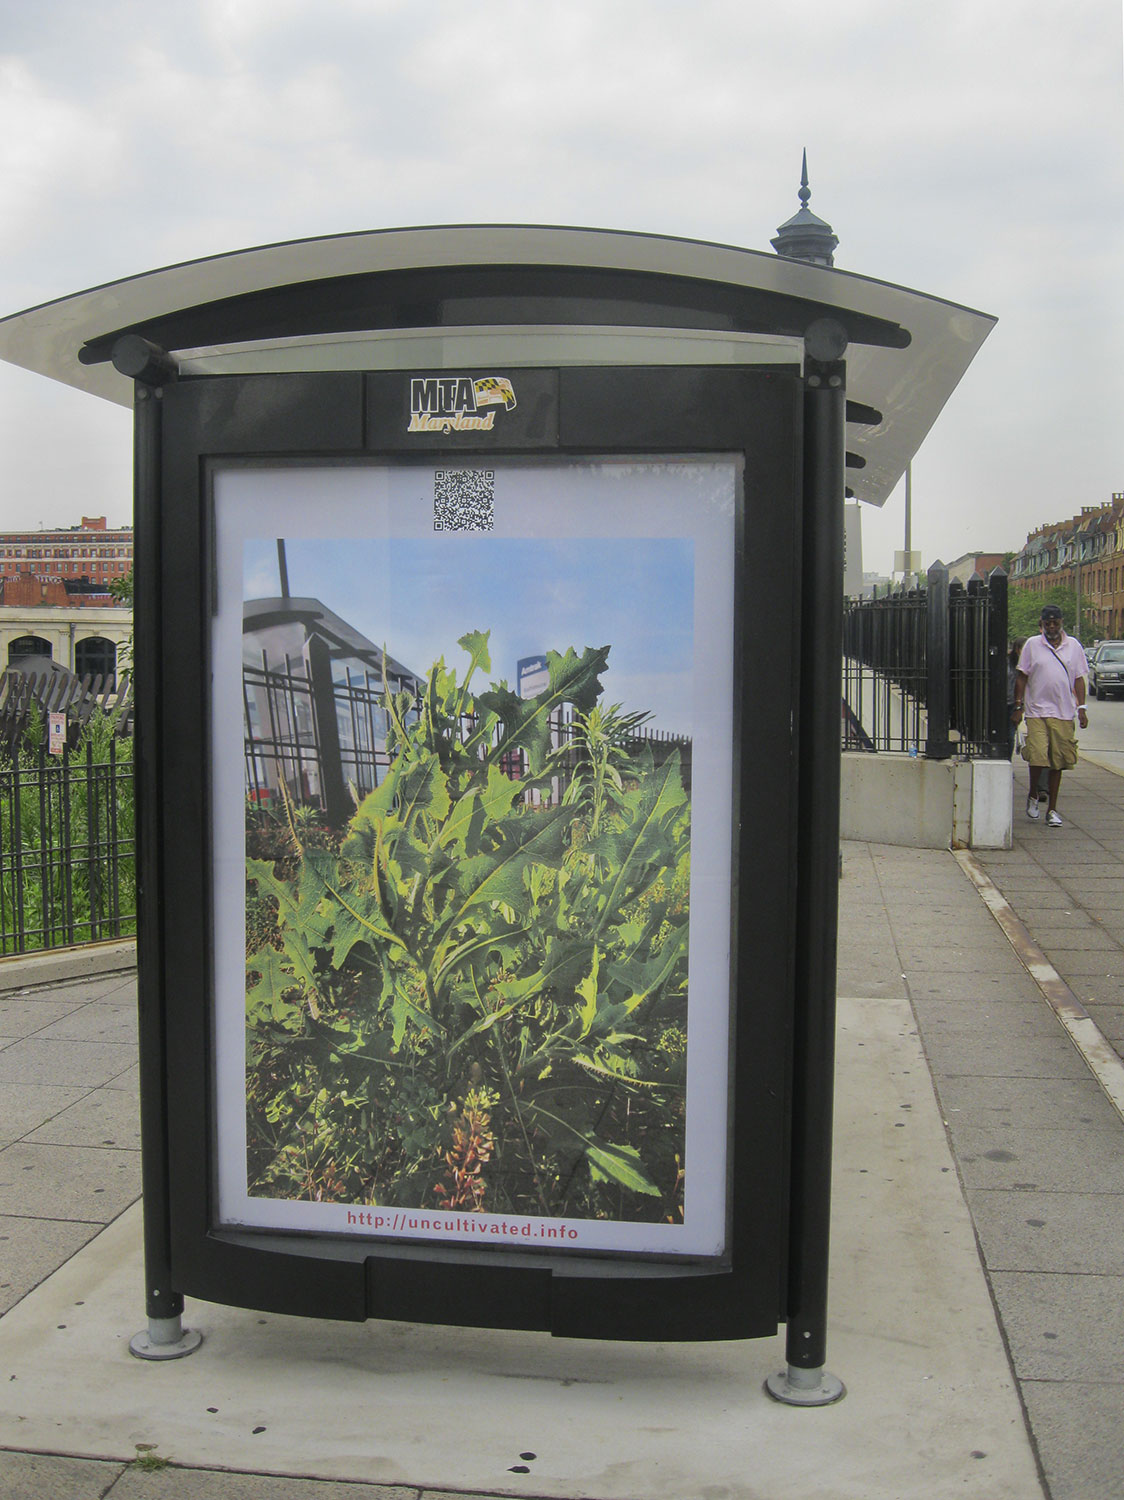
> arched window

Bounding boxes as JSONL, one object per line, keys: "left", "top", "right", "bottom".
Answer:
{"left": 75, "top": 636, "right": 117, "bottom": 685}
{"left": 8, "top": 635, "right": 51, "bottom": 665}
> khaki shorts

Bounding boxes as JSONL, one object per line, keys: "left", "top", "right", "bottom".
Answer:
{"left": 1022, "top": 716, "right": 1078, "bottom": 771}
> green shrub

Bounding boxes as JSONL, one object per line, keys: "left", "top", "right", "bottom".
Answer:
{"left": 244, "top": 634, "right": 690, "bottom": 1223}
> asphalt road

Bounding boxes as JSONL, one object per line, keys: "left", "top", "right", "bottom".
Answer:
{"left": 1078, "top": 685, "right": 1124, "bottom": 776}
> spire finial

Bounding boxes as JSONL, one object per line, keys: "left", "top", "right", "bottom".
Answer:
{"left": 771, "top": 150, "right": 839, "bottom": 269}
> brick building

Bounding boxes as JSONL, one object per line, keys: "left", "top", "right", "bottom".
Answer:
{"left": 0, "top": 517, "right": 132, "bottom": 681}
{"left": 1010, "top": 493, "right": 1124, "bottom": 638}
{"left": 947, "top": 551, "right": 1007, "bottom": 586}
{"left": 0, "top": 516, "right": 132, "bottom": 591}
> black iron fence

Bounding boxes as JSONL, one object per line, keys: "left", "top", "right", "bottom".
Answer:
{"left": 0, "top": 741, "right": 136, "bottom": 955}
{"left": 842, "top": 564, "right": 1008, "bottom": 759}
{"left": 244, "top": 652, "right": 692, "bottom": 825}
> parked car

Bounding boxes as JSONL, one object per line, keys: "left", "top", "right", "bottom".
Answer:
{"left": 1088, "top": 641, "right": 1124, "bottom": 698}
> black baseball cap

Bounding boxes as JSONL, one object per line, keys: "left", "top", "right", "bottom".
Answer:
{"left": 1040, "top": 605, "right": 1063, "bottom": 621}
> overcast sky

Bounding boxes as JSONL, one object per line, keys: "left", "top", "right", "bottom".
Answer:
{"left": 0, "top": 0, "right": 1121, "bottom": 574}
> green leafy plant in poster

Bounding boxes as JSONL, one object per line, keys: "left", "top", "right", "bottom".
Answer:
{"left": 244, "top": 632, "right": 690, "bottom": 1223}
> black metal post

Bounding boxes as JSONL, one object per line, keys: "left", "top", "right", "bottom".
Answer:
{"left": 306, "top": 635, "right": 350, "bottom": 828}
{"left": 987, "top": 567, "right": 1009, "bottom": 758}
{"left": 925, "top": 561, "right": 951, "bottom": 759}
{"left": 127, "top": 350, "right": 202, "bottom": 1359}
{"left": 767, "top": 321, "right": 847, "bottom": 1406}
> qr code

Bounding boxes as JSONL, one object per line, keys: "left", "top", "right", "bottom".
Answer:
{"left": 433, "top": 469, "right": 495, "bottom": 532}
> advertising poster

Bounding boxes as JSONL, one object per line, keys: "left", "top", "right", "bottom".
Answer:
{"left": 211, "top": 456, "right": 737, "bottom": 1260}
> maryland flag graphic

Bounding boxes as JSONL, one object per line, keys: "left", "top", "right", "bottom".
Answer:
{"left": 473, "top": 376, "right": 517, "bottom": 412}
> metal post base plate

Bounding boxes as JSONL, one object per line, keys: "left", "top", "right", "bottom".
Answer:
{"left": 129, "top": 1316, "right": 203, "bottom": 1361}
{"left": 764, "top": 1364, "right": 846, "bottom": 1406}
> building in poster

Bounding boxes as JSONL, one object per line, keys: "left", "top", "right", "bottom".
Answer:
{"left": 242, "top": 592, "right": 422, "bottom": 811}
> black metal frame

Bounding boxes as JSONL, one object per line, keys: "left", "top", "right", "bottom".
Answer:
{"left": 134, "top": 358, "right": 843, "bottom": 1351}
{"left": 841, "top": 564, "right": 1009, "bottom": 759}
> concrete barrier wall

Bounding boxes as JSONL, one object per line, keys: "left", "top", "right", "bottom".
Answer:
{"left": 841, "top": 752, "right": 1012, "bottom": 850}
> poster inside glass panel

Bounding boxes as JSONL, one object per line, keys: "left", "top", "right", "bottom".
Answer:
{"left": 212, "top": 457, "right": 737, "bottom": 1258}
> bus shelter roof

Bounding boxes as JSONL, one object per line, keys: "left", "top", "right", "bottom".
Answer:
{"left": 0, "top": 223, "right": 995, "bottom": 509}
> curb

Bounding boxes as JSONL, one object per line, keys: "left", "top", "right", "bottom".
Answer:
{"left": 1078, "top": 748, "right": 1124, "bottom": 779}
{"left": 952, "top": 848, "right": 1124, "bottom": 1126}
{"left": 0, "top": 939, "right": 137, "bottom": 990}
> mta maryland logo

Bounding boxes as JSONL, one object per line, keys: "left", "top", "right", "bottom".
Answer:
{"left": 408, "top": 375, "right": 517, "bottom": 433}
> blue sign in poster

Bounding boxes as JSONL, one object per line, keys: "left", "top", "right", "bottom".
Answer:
{"left": 210, "top": 456, "right": 738, "bottom": 1262}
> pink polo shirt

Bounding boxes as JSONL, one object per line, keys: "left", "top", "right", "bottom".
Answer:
{"left": 1016, "top": 633, "right": 1088, "bottom": 719}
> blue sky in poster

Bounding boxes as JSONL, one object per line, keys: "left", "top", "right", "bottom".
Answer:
{"left": 244, "top": 534, "right": 694, "bottom": 733}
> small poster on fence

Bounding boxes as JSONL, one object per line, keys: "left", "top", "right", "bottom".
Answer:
{"left": 48, "top": 712, "right": 66, "bottom": 756}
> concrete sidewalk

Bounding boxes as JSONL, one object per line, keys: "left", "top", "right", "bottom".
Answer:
{"left": 1, "top": 763, "right": 1123, "bottom": 1497}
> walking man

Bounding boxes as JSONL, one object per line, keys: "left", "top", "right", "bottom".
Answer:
{"left": 1012, "top": 604, "right": 1088, "bottom": 828}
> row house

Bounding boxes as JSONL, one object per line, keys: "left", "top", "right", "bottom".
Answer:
{"left": 1010, "top": 493, "right": 1124, "bottom": 638}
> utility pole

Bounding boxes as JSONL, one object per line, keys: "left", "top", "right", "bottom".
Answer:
{"left": 904, "top": 463, "right": 912, "bottom": 561}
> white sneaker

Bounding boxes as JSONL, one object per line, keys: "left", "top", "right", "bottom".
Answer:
{"left": 1026, "top": 796, "right": 1040, "bottom": 820}
{"left": 1046, "top": 810, "right": 1063, "bottom": 828}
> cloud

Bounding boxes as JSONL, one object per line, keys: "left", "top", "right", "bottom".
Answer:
{"left": 0, "top": 57, "right": 121, "bottom": 258}
{"left": 0, "top": 0, "right": 1119, "bottom": 563}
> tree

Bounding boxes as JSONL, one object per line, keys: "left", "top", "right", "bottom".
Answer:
{"left": 108, "top": 568, "right": 134, "bottom": 670}
{"left": 1008, "top": 583, "right": 1080, "bottom": 645}
{"left": 107, "top": 568, "right": 133, "bottom": 607}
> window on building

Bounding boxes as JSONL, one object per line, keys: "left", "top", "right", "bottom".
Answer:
{"left": 75, "top": 636, "right": 117, "bottom": 685}
{"left": 8, "top": 636, "right": 52, "bottom": 665}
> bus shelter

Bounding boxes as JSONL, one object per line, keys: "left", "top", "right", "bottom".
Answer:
{"left": 0, "top": 225, "right": 995, "bottom": 1404}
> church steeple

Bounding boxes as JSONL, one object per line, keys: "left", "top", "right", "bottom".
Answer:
{"left": 771, "top": 151, "right": 839, "bottom": 268}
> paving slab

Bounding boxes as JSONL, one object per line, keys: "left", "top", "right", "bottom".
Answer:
{"left": 1043, "top": 950, "right": 1124, "bottom": 977}
{"left": 986, "top": 1270, "right": 1124, "bottom": 1382}
{"left": 0, "top": 1449, "right": 125, "bottom": 1500}
{"left": 903, "top": 972, "right": 1041, "bottom": 1002}
{"left": 966, "top": 1189, "right": 1124, "bottom": 1276}
{"left": 1018, "top": 1381, "right": 1124, "bottom": 1500}
{"left": 0, "top": 1037, "right": 138, "bottom": 1088}
{"left": 34, "top": 1001, "right": 139, "bottom": 1045}
{"left": 0, "top": 1141, "right": 141, "bottom": 1221}
{"left": 934, "top": 1074, "right": 1123, "bottom": 1133}
{"left": 1020, "top": 921, "right": 1112, "bottom": 944}
{"left": 0, "top": 1214, "right": 104, "bottom": 1313}
{"left": 910, "top": 1031, "right": 1091, "bottom": 1081}
{"left": 24, "top": 1087, "right": 142, "bottom": 1150}
{"left": 910, "top": 999, "right": 1066, "bottom": 1037}
{"left": 0, "top": 999, "right": 93, "bottom": 1040}
{"left": 948, "top": 1125, "right": 1124, "bottom": 1192}
{"left": 892, "top": 945, "right": 1026, "bottom": 972}
{"left": 0, "top": 1083, "right": 87, "bottom": 1147}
